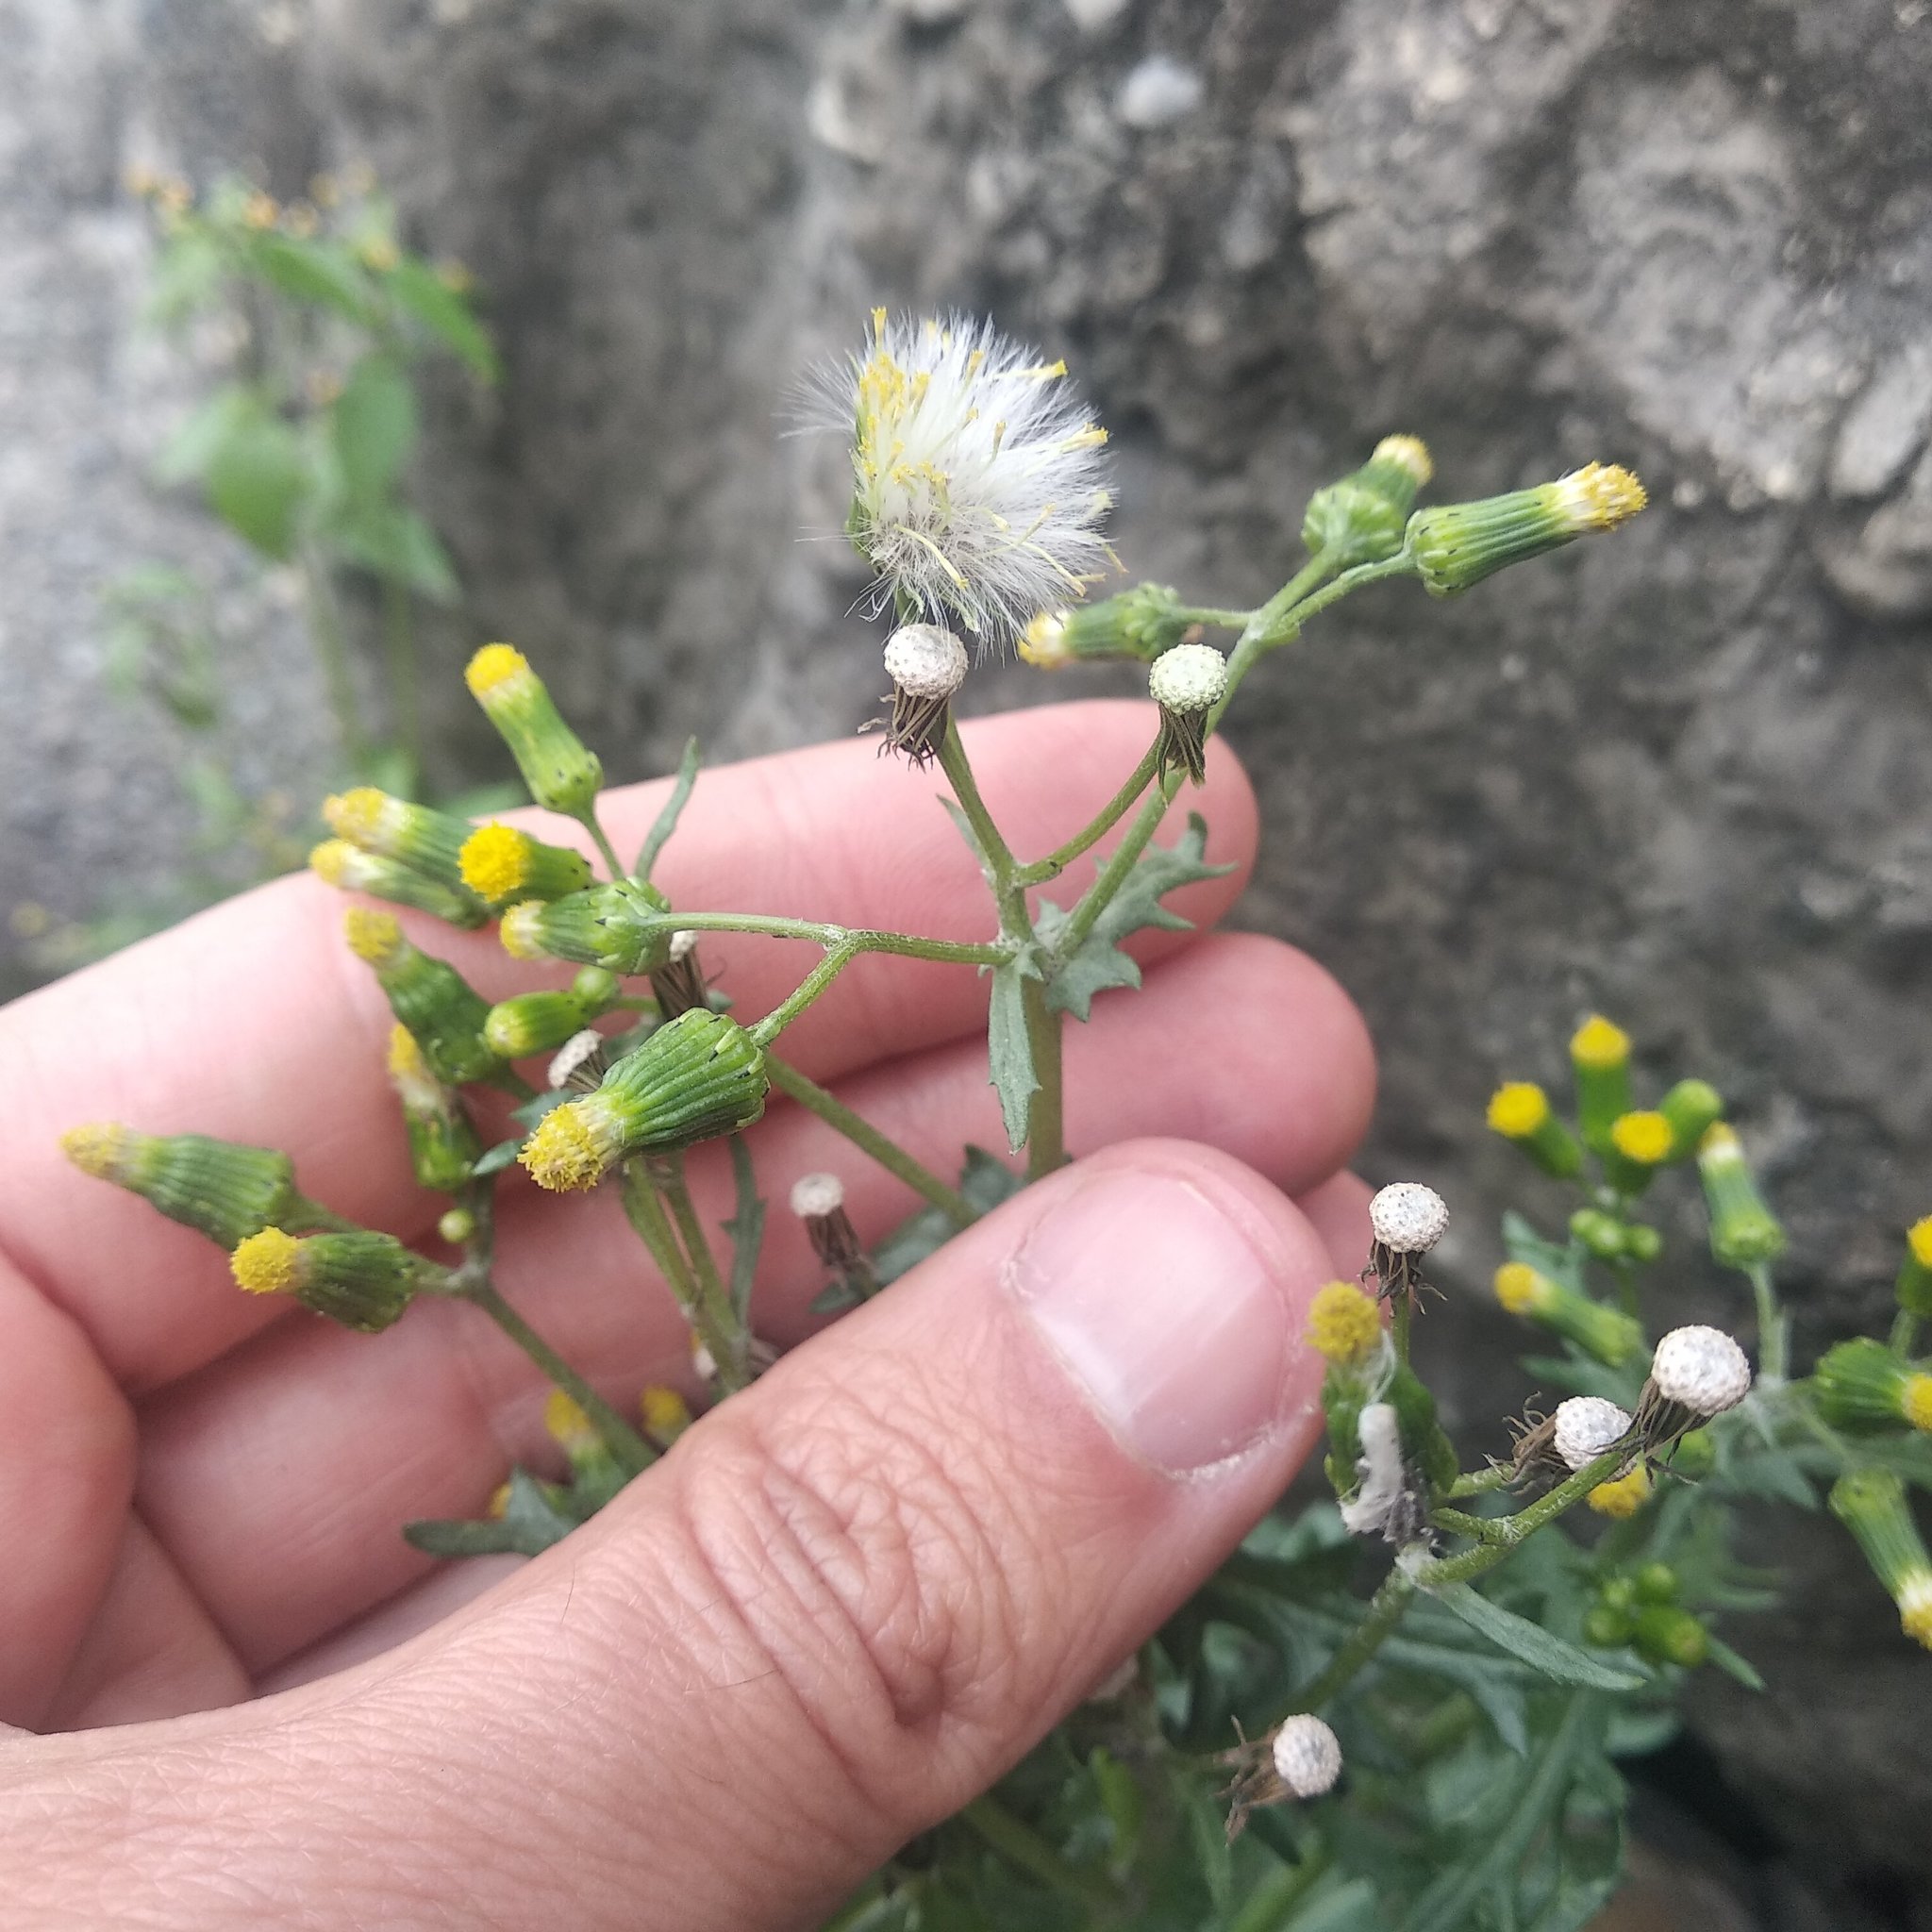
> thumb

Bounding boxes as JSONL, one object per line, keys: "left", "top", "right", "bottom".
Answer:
{"left": 12, "top": 1140, "right": 1333, "bottom": 1931}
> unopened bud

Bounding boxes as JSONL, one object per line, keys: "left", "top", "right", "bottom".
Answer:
{"left": 458, "top": 824, "right": 594, "bottom": 909}
{"left": 385, "top": 1025, "right": 483, "bottom": 1192}
{"left": 1896, "top": 1216, "right": 1932, "bottom": 1319}
{"left": 1301, "top": 435, "right": 1432, "bottom": 567}
{"left": 499, "top": 877, "right": 674, "bottom": 974}
{"left": 1492, "top": 1261, "right": 1643, "bottom": 1367}
{"left": 1586, "top": 1465, "right": 1654, "bottom": 1519}
{"left": 1407, "top": 462, "right": 1646, "bottom": 597}
{"left": 323, "top": 788, "right": 475, "bottom": 893}
{"left": 308, "top": 841, "right": 488, "bottom": 928}
{"left": 1813, "top": 1338, "right": 1932, "bottom": 1437}
{"left": 1830, "top": 1466, "right": 1932, "bottom": 1651}
{"left": 1695, "top": 1124, "right": 1787, "bottom": 1271}
{"left": 61, "top": 1124, "right": 300, "bottom": 1249}
{"left": 1019, "top": 583, "right": 1191, "bottom": 668}
{"left": 640, "top": 1385, "right": 692, "bottom": 1446}
{"left": 1569, "top": 1014, "right": 1632, "bottom": 1153}
{"left": 1632, "top": 1605, "right": 1708, "bottom": 1669}
{"left": 344, "top": 909, "right": 498, "bottom": 1087}
{"left": 464, "top": 643, "right": 604, "bottom": 820}
{"left": 1657, "top": 1078, "right": 1724, "bottom": 1158}
{"left": 1485, "top": 1080, "right": 1583, "bottom": 1177}
{"left": 485, "top": 987, "right": 613, "bottom": 1060}
{"left": 230, "top": 1226, "right": 425, "bottom": 1332}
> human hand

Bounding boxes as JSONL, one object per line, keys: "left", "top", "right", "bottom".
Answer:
{"left": 0, "top": 702, "right": 1373, "bottom": 1930}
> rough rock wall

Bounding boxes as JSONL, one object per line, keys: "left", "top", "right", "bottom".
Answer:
{"left": 6, "top": 0, "right": 1932, "bottom": 1892}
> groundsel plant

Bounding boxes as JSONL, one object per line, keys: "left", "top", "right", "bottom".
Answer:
{"left": 62, "top": 313, "right": 1930, "bottom": 1929}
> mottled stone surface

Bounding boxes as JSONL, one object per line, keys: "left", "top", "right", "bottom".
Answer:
{"left": 6, "top": 0, "right": 1932, "bottom": 1894}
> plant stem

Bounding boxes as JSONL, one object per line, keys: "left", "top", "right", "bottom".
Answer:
{"left": 1428, "top": 1506, "right": 1514, "bottom": 1546}
{"left": 1015, "top": 741, "right": 1162, "bottom": 886}
{"left": 766, "top": 1055, "right": 974, "bottom": 1226}
{"left": 620, "top": 1161, "right": 750, "bottom": 1392}
{"left": 750, "top": 940, "right": 860, "bottom": 1045}
{"left": 1891, "top": 1309, "right": 1920, "bottom": 1357}
{"left": 958, "top": 1794, "right": 1120, "bottom": 1911}
{"left": 1448, "top": 1463, "right": 1515, "bottom": 1498}
{"left": 1174, "top": 605, "right": 1259, "bottom": 631}
{"left": 461, "top": 1279, "right": 653, "bottom": 1476}
{"left": 643, "top": 909, "right": 1006, "bottom": 967}
{"left": 1392, "top": 1291, "right": 1414, "bottom": 1368}
{"left": 1282, "top": 1568, "right": 1418, "bottom": 1718}
{"left": 1748, "top": 1263, "right": 1789, "bottom": 1382}
{"left": 580, "top": 811, "right": 628, "bottom": 883}
{"left": 658, "top": 1157, "right": 742, "bottom": 1360}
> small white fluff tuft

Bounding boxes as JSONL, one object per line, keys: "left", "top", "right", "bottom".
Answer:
{"left": 546, "top": 1029, "right": 606, "bottom": 1090}
{"left": 1339, "top": 1402, "right": 1406, "bottom": 1537}
{"left": 1271, "top": 1714, "right": 1342, "bottom": 1798}
{"left": 883, "top": 624, "right": 969, "bottom": 700}
{"left": 812, "top": 311, "right": 1114, "bottom": 640}
{"left": 1369, "top": 1181, "right": 1450, "bottom": 1255}
{"left": 1148, "top": 642, "right": 1227, "bottom": 714}
{"left": 1650, "top": 1325, "right": 1753, "bottom": 1417}
{"left": 1552, "top": 1395, "right": 1633, "bottom": 1472}
{"left": 667, "top": 929, "right": 698, "bottom": 963}
{"left": 790, "top": 1172, "right": 846, "bottom": 1220}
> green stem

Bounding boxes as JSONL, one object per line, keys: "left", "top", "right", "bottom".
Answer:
{"left": 1280, "top": 1568, "right": 1417, "bottom": 1720}
{"left": 958, "top": 1794, "right": 1120, "bottom": 1911}
{"left": 620, "top": 1162, "right": 750, "bottom": 1393}
{"left": 1449, "top": 1463, "right": 1515, "bottom": 1498}
{"left": 1748, "top": 1263, "right": 1789, "bottom": 1381}
{"left": 750, "top": 941, "right": 860, "bottom": 1046}
{"left": 658, "top": 1158, "right": 743, "bottom": 1363}
{"left": 1891, "top": 1310, "right": 1920, "bottom": 1357}
{"left": 1173, "top": 604, "right": 1259, "bottom": 631}
{"left": 1429, "top": 1506, "right": 1514, "bottom": 1546}
{"left": 767, "top": 1055, "right": 974, "bottom": 1226}
{"left": 937, "top": 717, "right": 1026, "bottom": 884}
{"left": 1392, "top": 1291, "right": 1413, "bottom": 1369}
{"left": 580, "top": 812, "right": 628, "bottom": 883}
{"left": 1015, "top": 741, "right": 1162, "bottom": 886}
{"left": 645, "top": 909, "right": 1006, "bottom": 967}
{"left": 462, "top": 1279, "right": 653, "bottom": 1476}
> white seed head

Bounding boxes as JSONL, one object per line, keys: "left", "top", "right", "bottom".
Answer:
{"left": 668, "top": 929, "right": 697, "bottom": 963}
{"left": 1650, "top": 1325, "right": 1753, "bottom": 1416}
{"left": 1369, "top": 1182, "right": 1450, "bottom": 1255}
{"left": 883, "top": 624, "right": 969, "bottom": 700}
{"left": 815, "top": 312, "right": 1113, "bottom": 639}
{"left": 1552, "top": 1396, "right": 1633, "bottom": 1472}
{"left": 1147, "top": 641, "right": 1227, "bottom": 715}
{"left": 546, "top": 1028, "right": 606, "bottom": 1090}
{"left": 1271, "top": 1714, "right": 1342, "bottom": 1798}
{"left": 790, "top": 1171, "right": 846, "bottom": 1220}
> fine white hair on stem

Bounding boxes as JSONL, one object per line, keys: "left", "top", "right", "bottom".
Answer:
{"left": 1339, "top": 1403, "right": 1406, "bottom": 1538}
{"left": 803, "top": 309, "right": 1116, "bottom": 642}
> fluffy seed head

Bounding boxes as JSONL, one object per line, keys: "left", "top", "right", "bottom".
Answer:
{"left": 882, "top": 624, "right": 968, "bottom": 700}
{"left": 1487, "top": 1082, "right": 1550, "bottom": 1137}
{"left": 822, "top": 310, "right": 1114, "bottom": 639}
{"left": 1550, "top": 462, "right": 1648, "bottom": 533}
{"left": 1650, "top": 1325, "right": 1753, "bottom": 1417}
{"left": 1307, "top": 1280, "right": 1382, "bottom": 1364}
{"left": 231, "top": 1227, "right": 302, "bottom": 1296}
{"left": 1373, "top": 434, "right": 1433, "bottom": 487}
{"left": 1553, "top": 1396, "right": 1633, "bottom": 1472}
{"left": 343, "top": 907, "right": 404, "bottom": 965}
{"left": 1148, "top": 642, "right": 1227, "bottom": 715}
{"left": 790, "top": 1172, "right": 846, "bottom": 1220}
{"left": 1271, "top": 1715, "right": 1342, "bottom": 1798}
{"left": 1369, "top": 1182, "right": 1449, "bottom": 1255}
{"left": 1611, "top": 1110, "right": 1674, "bottom": 1165}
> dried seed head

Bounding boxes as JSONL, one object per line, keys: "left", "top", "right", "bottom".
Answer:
{"left": 883, "top": 624, "right": 969, "bottom": 700}
{"left": 1148, "top": 641, "right": 1227, "bottom": 716}
{"left": 1271, "top": 1715, "right": 1342, "bottom": 1798}
{"left": 1650, "top": 1325, "right": 1753, "bottom": 1418}
{"left": 1369, "top": 1182, "right": 1449, "bottom": 1255}
{"left": 1553, "top": 1396, "right": 1633, "bottom": 1472}
{"left": 547, "top": 1028, "right": 608, "bottom": 1091}
{"left": 790, "top": 1172, "right": 846, "bottom": 1220}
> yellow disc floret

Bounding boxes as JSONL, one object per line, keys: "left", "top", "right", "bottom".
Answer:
{"left": 487, "top": 1480, "right": 511, "bottom": 1520}
{"left": 459, "top": 824, "right": 534, "bottom": 903}
{"left": 544, "top": 1390, "right": 597, "bottom": 1452}
{"left": 324, "top": 787, "right": 396, "bottom": 849}
{"left": 231, "top": 1226, "right": 303, "bottom": 1296}
{"left": 1910, "top": 1217, "right": 1932, "bottom": 1271}
{"left": 1570, "top": 1014, "right": 1630, "bottom": 1070}
{"left": 1900, "top": 1575, "right": 1932, "bottom": 1651}
{"left": 1019, "top": 610, "right": 1072, "bottom": 668}
{"left": 1586, "top": 1466, "right": 1653, "bottom": 1519}
{"left": 1372, "top": 434, "right": 1433, "bottom": 487}
{"left": 1487, "top": 1082, "right": 1550, "bottom": 1138}
{"left": 1551, "top": 462, "right": 1648, "bottom": 533}
{"left": 1905, "top": 1374, "right": 1932, "bottom": 1435}
{"left": 519, "top": 1100, "right": 609, "bottom": 1191}
{"left": 465, "top": 642, "right": 531, "bottom": 700}
{"left": 1307, "top": 1281, "right": 1382, "bottom": 1364}
{"left": 499, "top": 900, "right": 549, "bottom": 960}
{"left": 308, "top": 839, "right": 358, "bottom": 887}
{"left": 1493, "top": 1262, "right": 1546, "bottom": 1315}
{"left": 60, "top": 1122, "right": 135, "bottom": 1180}
{"left": 1610, "top": 1110, "right": 1674, "bottom": 1166}
{"left": 641, "top": 1386, "right": 692, "bottom": 1439}
{"left": 343, "top": 907, "right": 404, "bottom": 965}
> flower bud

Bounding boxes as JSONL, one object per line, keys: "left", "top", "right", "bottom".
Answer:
{"left": 61, "top": 1124, "right": 300, "bottom": 1249}
{"left": 1485, "top": 1081, "right": 1582, "bottom": 1178}
{"left": 519, "top": 1008, "right": 769, "bottom": 1191}
{"left": 1606, "top": 1109, "right": 1674, "bottom": 1192}
{"left": 1830, "top": 1467, "right": 1932, "bottom": 1651}
{"left": 1307, "top": 1280, "right": 1384, "bottom": 1367}
{"left": 385, "top": 1024, "right": 483, "bottom": 1192}
{"left": 1270, "top": 1714, "right": 1342, "bottom": 1799}
{"left": 1633, "top": 1605, "right": 1708, "bottom": 1670}
{"left": 1148, "top": 641, "right": 1228, "bottom": 785}
{"left": 1407, "top": 462, "right": 1647, "bottom": 597}
{"left": 1896, "top": 1216, "right": 1932, "bottom": 1319}
{"left": 1586, "top": 1465, "right": 1654, "bottom": 1519}
{"left": 1552, "top": 1395, "right": 1635, "bottom": 1473}
{"left": 464, "top": 643, "right": 604, "bottom": 820}
{"left": 1569, "top": 1206, "right": 1631, "bottom": 1261}
{"left": 1695, "top": 1124, "right": 1787, "bottom": 1271}
{"left": 1584, "top": 1603, "right": 1632, "bottom": 1648}
{"left": 230, "top": 1226, "right": 424, "bottom": 1332}
{"left": 498, "top": 878, "right": 674, "bottom": 975}
{"left": 641, "top": 1385, "right": 693, "bottom": 1447}
{"left": 880, "top": 624, "right": 968, "bottom": 765}
{"left": 344, "top": 909, "right": 499, "bottom": 1087}
{"left": 1019, "top": 584, "right": 1191, "bottom": 668}
{"left": 485, "top": 989, "right": 610, "bottom": 1061}
{"left": 1658, "top": 1078, "right": 1724, "bottom": 1158}
{"left": 1812, "top": 1338, "right": 1932, "bottom": 1436}
{"left": 323, "top": 787, "right": 475, "bottom": 892}
{"left": 1622, "top": 1221, "right": 1663, "bottom": 1264}
{"left": 1492, "top": 1262, "right": 1643, "bottom": 1367}
{"left": 1569, "top": 1014, "right": 1632, "bottom": 1153}
{"left": 458, "top": 824, "right": 594, "bottom": 909}
{"left": 437, "top": 1206, "right": 475, "bottom": 1245}
{"left": 308, "top": 840, "right": 489, "bottom": 928}
{"left": 1301, "top": 435, "right": 1432, "bottom": 567}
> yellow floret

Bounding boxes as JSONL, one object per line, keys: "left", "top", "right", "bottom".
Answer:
{"left": 1610, "top": 1110, "right": 1674, "bottom": 1165}
{"left": 641, "top": 1386, "right": 692, "bottom": 1439}
{"left": 544, "top": 1390, "right": 597, "bottom": 1452}
{"left": 60, "top": 1122, "right": 135, "bottom": 1180}
{"left": 1372, "top": 434, "right": 1432, "bottom": 487}
{"left": 465, "top": 642, "right": 530, "bottom": 699}
{"left": 1901, "top": 1575, "right": 1932, "bottom": 1651}
{"left": 1493, "top": 1262, "right": 1547, "bottom": 1315}
{"left": 459, "top": 824, "right": 532, "bottom": 902}
{"left": 1698, "top": 1121, "right": 1740, "bottom": 1161}
{"left": 1307, "top": 1281, "right": 1382, "bottom": 1364}
{"left": 1570, "top": 1014, "right": 1629, "bottom": 1069}
{"left": 1905, "top": 1374, "right": 1932, "bottom": 1436}
{"left": 1586, "top": 1466, "right": 1653, "bottom": 1519}
{"left": 486, "top": 1480, "right": 510, "bottom": 1520}
{"left": 499, "top": 899, "right": 549, "bottom": 960}
{"left": 231, "top": 1226, "right": 303, "bottom": 1296}
{"left": 343, "top": 907, "right": 404, "bottom": 965}
{"left": 519, "top": 1102, "right": 608, "bottom": 1191}
{"left": 385, "top": 1024, "right": 441, "bottom": 1111}
{"left": 1018, "top": 609, "right": 1072, "bottom": 668}
{"left": 1909, "top": 1216, "right": 1932, "bottom": 1270}
{"left": 1487, "top": 1082, "right": 1550, "bottom": 1139}
{"left": 1553, "top": 462, "right": 1647, "bottom": 532}
{"left": 323, "top": 787, "right": 394, "bottom": 848}
{"left": 308, "top": 839, "right": 361, "bottom": 887}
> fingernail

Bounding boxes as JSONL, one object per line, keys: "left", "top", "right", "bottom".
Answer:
{"left": 1007, "top": 1163, "right": 1304, "bottom": 1474}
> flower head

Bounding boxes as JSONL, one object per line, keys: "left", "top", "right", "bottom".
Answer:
{"left": 824, "top": 311, "right": 1114, "bottom": 640}
{"left": 1270, "top": 1714, "right": 1342, "bottom": 1798}
{"left": 1553, "top": 1395, "right": 1633, "bottom": 1472}
{"left": 1307, "top": 1281, "right": 1382, "bottom": 1365}
{"left": 1650, "top": 1324, "right": 1753, "bottom": 1416}
{"left": 1369, "top": 1182, "right": 1448, "bottom": 1255}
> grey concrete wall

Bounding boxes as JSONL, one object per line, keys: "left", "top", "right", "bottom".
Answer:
{"left": 4, "top": 0, "right": 1930, "bottom": 1893}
